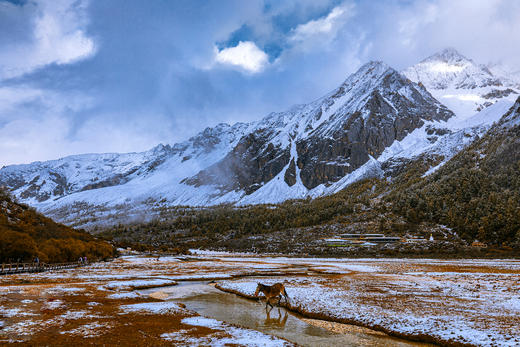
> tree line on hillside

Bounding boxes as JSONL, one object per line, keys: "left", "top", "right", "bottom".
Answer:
{"left": 0, "top": 188, "right": 115, "bottom": 263}
{"left": 389, "top": 125, "right": 520, "bottom": 247}
{"left": 102, "top": 134, "right": 520, "bottom": 252}
{"left": 103, "top": 179, "right": 383, "bottom": 246}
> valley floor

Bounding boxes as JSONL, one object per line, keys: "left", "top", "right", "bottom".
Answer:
{"left": 0, "top": 252, "right": 518, "bottom": 346}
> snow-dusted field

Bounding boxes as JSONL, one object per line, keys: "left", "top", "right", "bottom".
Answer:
{"left": 0, "top": 254, "right": 297, "bottom": 346}
{"left": 0, "top": 253, "right": 518, "bottom": 346}
{"left": 215, "top": 256, "right": 520, "bottom": 346}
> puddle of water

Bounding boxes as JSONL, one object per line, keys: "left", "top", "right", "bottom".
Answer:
{"left": 139, "top": 282, "right": 431, "bottom": 347}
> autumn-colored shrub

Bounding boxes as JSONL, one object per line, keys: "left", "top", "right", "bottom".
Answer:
{"left": 0, "top": 187, "right": 116, "bottom": 263}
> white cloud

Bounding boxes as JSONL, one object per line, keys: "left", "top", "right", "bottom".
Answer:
{"left": 290, "top": 3, "right": 354, "bottom": 43}
{"left": 0, "top": 0, "right": 96, "bottom": 80}
{"left": 214, "top": 41, "right": 269, "bottom": 73}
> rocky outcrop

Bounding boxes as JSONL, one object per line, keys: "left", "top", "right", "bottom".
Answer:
{"left": 186, "top": 61, "right": 453, "bottom": 192}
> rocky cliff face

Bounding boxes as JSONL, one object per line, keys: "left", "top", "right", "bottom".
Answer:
{"left": 186, "top": 61, "right": 453, "bottom": 193}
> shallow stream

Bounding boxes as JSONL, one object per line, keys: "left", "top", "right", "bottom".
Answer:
{"left": 140, "top": 281, "right": 431, "bottom": 347}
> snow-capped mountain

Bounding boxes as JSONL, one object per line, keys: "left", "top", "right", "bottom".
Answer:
{"left": 0, "top": 122, "right": 248, "bottom": 205}
{"left": 403, "top": 48, "right": 519, "bottom": 118}
{"left": 1, "top": 50, "right": 518, "bottom": 227}
{"left": 185, "top": 61, "right": 452, "bottom": 201}
{"left": 0, "top": 61, "right": 451, "bottom": 213}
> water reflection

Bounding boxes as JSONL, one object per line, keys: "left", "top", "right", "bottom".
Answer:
{"left": 141, "top": 282, "right": 432, "bottom": 347}
{"left": 264, "top": 307, "right": 288, "bottom": 328}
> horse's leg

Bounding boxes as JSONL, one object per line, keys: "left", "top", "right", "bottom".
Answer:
{"left": 283, "top": 288, "right": 289, "bottom": 303}
{"left": 265, "top": 298, "right": 270, "bottom": 310}
{"left": 266, "top": 297, "right": 274, "bottom": 311}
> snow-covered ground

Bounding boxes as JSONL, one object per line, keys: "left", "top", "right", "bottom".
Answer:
{"left": 216, "top": 257, "right": 520, "bottom": 347}
{"left": 1, "top": 254, "right": 518, "bottom": 346}
{"left": 162, "top": 316, "right": 293, "bottom": 346}
{"left": 0, "top": 254, "right": 300, "bottom": 345}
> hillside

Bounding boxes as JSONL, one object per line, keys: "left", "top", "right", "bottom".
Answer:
{"left": 389, "top": 96, "right": 520, "bottom": 246}
{"left": 100, "top": 97, "right": 520, "bottom": 256}
{"left": 0, "top": 188, "right": 115, "bottom": 263}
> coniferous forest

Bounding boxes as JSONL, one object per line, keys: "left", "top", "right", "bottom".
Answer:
{"left": 100, "top": 115, "right": 520, "bottom": 256}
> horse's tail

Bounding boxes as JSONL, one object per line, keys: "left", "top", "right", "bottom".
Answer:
{"left": 283, "top": 287, "right": 289, "bottom": 301}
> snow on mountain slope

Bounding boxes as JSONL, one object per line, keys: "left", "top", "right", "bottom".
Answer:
{"left": 486, "top": 62, "right": 520, "bottom": 88}
{"left": 1, "top": 60, "right": 453, "bottom": 218}
{"left": 186, "top": 61, "right": 452, "bottom": 201}
{"left": 306, "top": 100, "right": 514, "bottom": 198}
{"left": 1, "top": 51, "right": 517, "bottom": 227}
{"left": 499, "top": 96, "right": 520, "bottom": 128}
{"left": 237, "top": 141, "right": 308, "bottom": 205}
{"left": 1, "top": 122, "right": 248, "bottom": 207}
{"left": 0, "top": 145, "right": 172, "bottom": 204}
{"left": 403, "top": 48, "right": 519, "bottom": 119}
{"left": 41, "top": 98, "right": 511, "bottom": 227}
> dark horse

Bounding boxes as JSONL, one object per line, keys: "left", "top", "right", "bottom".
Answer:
{"left": 254, "top": 283, "right": 289, "bottom": 309}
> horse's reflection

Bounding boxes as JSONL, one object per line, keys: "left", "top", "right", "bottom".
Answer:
{"left": 264, "top": 307, "right": 288, "bottom": 327}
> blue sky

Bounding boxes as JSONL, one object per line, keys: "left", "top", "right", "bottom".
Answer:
{"left": 1, "top": 0, "right": 519, "bottom": 166}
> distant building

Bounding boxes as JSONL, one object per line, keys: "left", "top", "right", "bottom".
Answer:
{"left": 405, "top": 237, "right": 427, "bottom": 243}
{"left": 324, "top": 233, "right": 401, "bottom": 246}
{"left": 340, "top": 233, "right": 385, "bottom": 238}
{"left": 471, "top": 240, "right": 487, "bottom": 248}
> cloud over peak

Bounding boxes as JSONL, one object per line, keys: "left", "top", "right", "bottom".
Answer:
{"left": 214, "top": 41, "right": 269, "bottom": 74}
{"left": 290, "top": 3, "right": 353, "bottom": 43}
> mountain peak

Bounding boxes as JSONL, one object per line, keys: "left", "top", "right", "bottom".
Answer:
{"left": 422, "top": 47, "right": 470, "bottom": 64}
{"left": 403, "top": 48, "right": 498, "bottom": 91}
{"left": 354, "top": 60, "right": 394, "bottom": 78}
{"left": 403, "top": 48, "right": 518, "bottom": 118}
{"left": 338, "top": 60, "right": 398, "bottom": 92}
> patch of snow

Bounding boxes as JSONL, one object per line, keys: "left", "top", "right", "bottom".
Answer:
{"left": 41, "top": 299, "right": 65, "bottom": 311}
{"left": 171, "top": 316, "right": 293, "bottom": 346}
{"left": 0, "top": 306, "right": 37, "bottom": 317}
{"left": 57, "top": 310, "right": 88, "bottom": 320}
{"left": 59, "top": 322, "right": 112, "bottom": 338}
{"left": 119, "top": 301, "right": 187, "bottom": 315}
{"left": 103, "top": 278, "right": 176, "bottom": 290}
{"left": 107, "top": 292, "right": 141, "bottom": 299}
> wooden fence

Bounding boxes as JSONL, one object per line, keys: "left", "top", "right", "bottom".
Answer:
{"left": 0, "top": 262, "right": 85, "bottom": 275}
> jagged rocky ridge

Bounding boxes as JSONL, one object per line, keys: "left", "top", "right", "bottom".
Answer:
{"left": 185, "top": 61, "right": 452, "bottom": 193}
{"left": 0, "top": 49, "right": 518, "bottom": 227}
